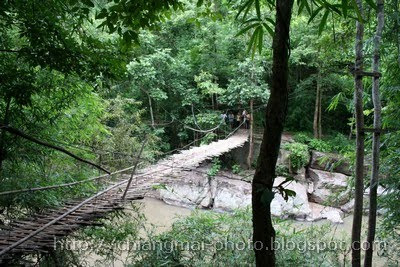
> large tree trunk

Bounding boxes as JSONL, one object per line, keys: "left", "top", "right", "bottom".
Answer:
{"left": 364, "top": 0, "right": 384, "bottom": 266}
{"left": 351, "top": 0, "right": 365, "bottom": 266}
{"left": 252, "top": 0, "right": 294, "bottom": 265}
{"left": 247, "top": 99, "right": 254, "bottom": 169}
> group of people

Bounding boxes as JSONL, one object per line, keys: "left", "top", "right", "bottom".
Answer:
{"left": 221, "top": 110, "right": 251, "bottom": 129}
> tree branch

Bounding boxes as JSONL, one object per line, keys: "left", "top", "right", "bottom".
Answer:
{"left": 0, "top": 124, "right": 110, "bottom": 174}
{"left": 0, "top": 49, "right": 21, "bottom": 53}
{"left": 362, "top": 127, "right": 399, "bottom": 134}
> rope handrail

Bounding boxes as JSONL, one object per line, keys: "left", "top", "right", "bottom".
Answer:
{"left": 0, "top": 125, "right": 246, "bottom": 196}
{"left": 0, "top": 166, "right": 173, "bottom": 258}
{"left": 0, "top": 165, "right": 135, "bottom": 196}
{"left": 225, "top": 120, "right": 247, "bottom": 139}
{"left": 184, "top": 119, "right": 226, "bottom": 133}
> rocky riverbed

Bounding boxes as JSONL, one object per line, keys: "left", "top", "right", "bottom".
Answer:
{"left": 149, "top": 136, "right": 385, "bottom": 224}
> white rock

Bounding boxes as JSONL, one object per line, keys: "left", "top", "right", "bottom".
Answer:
{"left": 277, "top": 149, "right": 291, "bottom": 167}
{"left": 308, "top": 168, "right": 350, "bottom": 206}
{"left": 307, "top": 182, "right": 314, "bottom": 194}
{"left": 341, "top": 199, "right": 354, "bottom": 213}
{"left": 157, "top": 167, "right": 348, "bottom": 223}
{"left": 159, "top": 174, "right": 211, "bottom": 208}
{"left": 310, "top": 151, "right": 351, "bottom": 176}
{"left": 213, "top": 179, "right": 251, "bottom": 211}
{"left": 307, "top": 202, "right": 344, "bottom": 224}
{"left": 294, "top": 167, "right": 307, "bottom": 182}
{"left": 364, "top": 185, "right": 386, "bottom": 196}
{"left": 271, "top": 177, "right": 311, "bottom": 219}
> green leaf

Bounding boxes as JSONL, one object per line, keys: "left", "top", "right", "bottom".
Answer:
{"left": 258, "top": 26, "right": 263, "bottom": 54}
{"left": 247, "top": 26, "right": 259, "bottom": 56}
{"left": 342, "top": 0, "right": 348, "bottom": 18}
{"left": 152, "top": 184, "right": 167, "bottom": 190}
{"left": 264, "top": 17, "right": 275, "bottom": 26}
{"left": 197, "top": 0, "right": 204, "bottom": 7}
{"left": 285, "top": 189, "right": 296, "bottom": 197}
{"left": 82, "top": 0, "right": 94, "bottom": 7}
{"left": 243, "top": 18, "right": 262, "bottom": 24}
{"left": 95, "top": 9, "right": 108, "bottom": 20}
{"left": 235, "top": 23, "right": 260, "bottom": 37}
{"left": 365, "top": 0, "right": 377, "bottom": 10}
{"left": 254, "top": 0, "right": 261, "bottom": 18}
{"left": 298, "top": 0, "right": 305, "bottom": 15}
{"left": 262, "top": 22, "right": 274, "bottom": 37}
{"left": 318, "top": 10, "right": 330, "bottom": 35}
{"left": 350, "top": 0, "right": 363, "bottom": 22}
{"left": 308, "top": 6, "right": 323, "bottom": 24}
{"left": 302, "top": 0, "right": 312, "bottom": 15}
{"left": 235, "top": 0, "right": 254, "bottom": 20}
{"left": 242, "top": 0, "right": 255, "bottom": 21}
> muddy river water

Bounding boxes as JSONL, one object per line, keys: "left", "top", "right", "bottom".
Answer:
{"left": 86, "top": 197, "right": 386, "bottom": 266}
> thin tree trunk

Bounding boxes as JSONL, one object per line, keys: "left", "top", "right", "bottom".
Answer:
{"left": 148, "top": 94, "right": 155, "bottom": 128}
{"left": 313, "top": 70, "right": 322, "bottom": 139}
{"left": 252, "top": 0, "right": 294, "bottom": 265}
{"left": 313, "top": 73, "right": 320, "bottom": 139}
{"left": 318, "top": 79, "right": 322, "bottom": 138}
{"left": 364, "top": 0, "right": 384, "bottom": 266}
{"left": 247, "top": 99, "right": 254, "bottom": 169}
{"left": 395, "top": 0, "right": 400, "bottom": 67}
{"left": 0, "top": 98, "right": 11, "bottom": 171}
{"left": 352, "top": 1, "right": 365, "bottom": 266}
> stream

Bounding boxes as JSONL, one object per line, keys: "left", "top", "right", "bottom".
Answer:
{"left": 85, "top": 198, "right": 387, "bottom": 266}
{"left": 139, "top": 197, "right": 355, "bottom": 235}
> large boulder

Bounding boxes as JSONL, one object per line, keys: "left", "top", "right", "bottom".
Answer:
{"left": 158, "top": 166, "right": 350, "bottom": 223}
{"left": 213, "top": 178, "right": 251, "bottom": 211}
{"left": 159, "top": 179, "right": 212, "bottom": 208}
{"left": 277, "top": 149, "right": 291, "bottom": 167}
{"left": 294, "top": 167, "right": 307, "bottom": 183}
{"left": 307, "top": 202, "right": 344, "bottom": 224}
{"left": 308, "top": 168, "right": 351, "bottom": 207}
{"left": 158, "top": 170, "right": 312, "bottom": 220}
{"left": 310, "top": 151, "right": 351, "bottom": 176}
{"left": 270, "top": 177, "right": 311, "bottom": 219}
{"left": 341, "top": 185, "right": 387, "bottom": 214}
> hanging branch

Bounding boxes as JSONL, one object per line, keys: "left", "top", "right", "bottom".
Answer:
{"left": 191, "top": 103, "right": 204, "bottom": 130}
{"left": 122, "top": 137, "right": 147, "bottom": 199}
{"left": 0, "top": 124, "right": 110, "bottom": 174}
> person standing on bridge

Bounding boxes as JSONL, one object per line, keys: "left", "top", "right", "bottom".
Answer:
{"left": 235, "top": 112, "right": 241, "bottom": 128}
{"left": 228, "top": 112, "right": 235, "bottom": 129}
{"left": 246, "top": 112, "right": 251, "bottom": 129}
{"left": 242, "top": 109, "right": 248, "bottom": 129}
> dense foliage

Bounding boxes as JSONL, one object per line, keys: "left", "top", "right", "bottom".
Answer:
{"left": 1, "top": 0, "right": 400, "bottom": 265}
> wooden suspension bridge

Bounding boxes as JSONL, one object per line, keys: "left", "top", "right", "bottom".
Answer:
{"left": 0, "top": 129, "right": 249, "bottom": 262}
